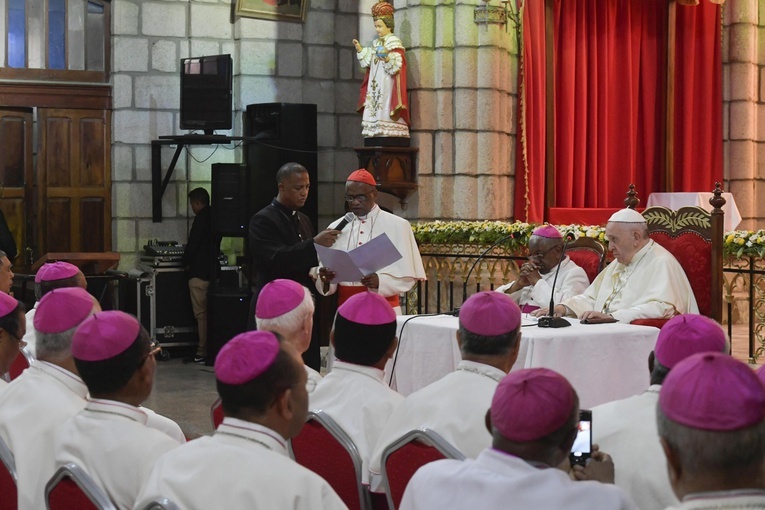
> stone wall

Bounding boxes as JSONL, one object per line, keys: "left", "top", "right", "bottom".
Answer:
{"left": 111, "top": 0, "right": 520, "bottom": 269}
{"left": 723, "top": 0, "right": 764, "bottom": 230}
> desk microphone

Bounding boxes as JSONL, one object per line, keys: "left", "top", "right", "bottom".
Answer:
{"left": 460, "top": 232, "right": 518, "bottom": 308}
{"left": 537, "top": 232, "right": 575, "bottom": 329}
{"left": 333, "top": 212, "right": 356, "bottom": 232}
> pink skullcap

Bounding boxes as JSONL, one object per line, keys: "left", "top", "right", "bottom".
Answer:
{"left": 35, "top": 261, "right": 80, "bottom": 283}
{"left": 532, "top": 225, "right": 562, "bottom": 239}
{"left": 654, "top": 314, "right": 727, "bottom": 369}
{"left": 660, "top": 351, "right": 765, "bottom": 431}
{"left": 215, "top": 331, "right": 280, "bottom": 385}
{"left": 337, "top": 291, "right": 396, "bottom": 325}
{"left": 34, "top": 287, "right": 95, "bottom": 334}
{"left": 0, "top": 292, "right": 18, "bottom": 318}
{"left": 347, "top": 169, "right": 377, "bottom": 187}
{"left": 256, "top": 279, "right": 305, "bottom": 319}
{"left": 492, "top": 368, "right": 576, "bottom": 442}
{"left": 460, "top": 291, "right": 521, "bottom": 336}
{"left": 71, "top": 311, "right": 141, "bottom": 361}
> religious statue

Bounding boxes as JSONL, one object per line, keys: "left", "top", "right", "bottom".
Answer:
{"left": 353, "top": 0, "right": 410, "bottom": 140}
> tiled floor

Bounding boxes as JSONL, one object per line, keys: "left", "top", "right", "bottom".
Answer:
{"left": 145, "top": 323, "right": 761, "bottom": 439}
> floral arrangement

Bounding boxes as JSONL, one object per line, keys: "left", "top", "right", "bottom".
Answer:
{"left": 724, "top": 230, "right": 765, "bottom": 258}
{"left": 413, "top": 220, "right": 763, "bottom": 259}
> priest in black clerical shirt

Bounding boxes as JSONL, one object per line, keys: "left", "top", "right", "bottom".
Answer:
{"left": 248, "top": 162, "right": 339, "bottom": 369}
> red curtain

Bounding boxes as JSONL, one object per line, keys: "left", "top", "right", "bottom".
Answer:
{"left": 515, "top": 0, "right": 722, "bottom": 221}
{"left": 673, "top": 2, "right": 723, "bottom": 190}
{"left": 553, "top": 0, "right": 667, "bottom": 209}
{"left": 513, "top": 0, "right": 548, "bottom": 222}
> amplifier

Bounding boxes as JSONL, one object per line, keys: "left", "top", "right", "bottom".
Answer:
{"left": 140, "top": 255, "right": 183, "bottom": 268}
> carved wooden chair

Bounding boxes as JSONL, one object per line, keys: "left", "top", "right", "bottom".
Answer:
{"left": 627, "top": 183, "right": 725, "bottom": 327}
{"left": 566, "top": 237, "right": 607, "bottom": 283}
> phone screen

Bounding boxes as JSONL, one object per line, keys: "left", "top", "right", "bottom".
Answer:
{"left": 569, "top": 410, "right": 592, "bottom": 467}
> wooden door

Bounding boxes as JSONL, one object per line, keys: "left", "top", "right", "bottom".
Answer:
{"left": 0, "top": 108, "right": 34, "bottom": 266}
{"left": 37, "top": 108, "right": 112, "bottom": 255}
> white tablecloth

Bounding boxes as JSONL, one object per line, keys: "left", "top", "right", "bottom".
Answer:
{"left": 646, "top": 192, "right": 741, "bottom": 232}
{"left": 385, "top": 315, "right": 660, "bottom": 409}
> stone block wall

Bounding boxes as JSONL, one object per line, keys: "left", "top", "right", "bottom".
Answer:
{"left": 111, "top": 0, "right": 521, "bottom": 268}
{"left": 723, "top": 0, "right": 764, "bottom": 230}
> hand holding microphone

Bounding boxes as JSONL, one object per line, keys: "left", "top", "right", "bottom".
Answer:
{"left": 314, "top": 213, "right": 355, "bottom": 247}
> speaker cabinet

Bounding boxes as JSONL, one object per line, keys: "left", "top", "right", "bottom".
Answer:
{"left": 211, "top": 163, "right": 247, "bottom": 236}
{"left": 244, "top": 103, "right": 318, "bottom": 232}
{"left": 207, "top": 287, "right": 251, "bottom": 363}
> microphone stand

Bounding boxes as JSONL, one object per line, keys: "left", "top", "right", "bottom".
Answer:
{"left": 461, "top": 232, "right": 517, "bottom": 308}
{"left": 537, "top": 233, "right": 574, "bottom": 328}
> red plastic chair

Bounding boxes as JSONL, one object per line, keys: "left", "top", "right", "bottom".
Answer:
{"left": 290, "top": 410, "right": 369, "bottom": 510}
{"left": 630, "top": 184, "right": 725, "bottom": 328}
{"left": 46, "top": 463, "right": 116, "bottom": 510}
{"left": 210, "top": 397, "right": 224, "bottom": 430}
{"left": 0, "top": 435, "right": 18, "bottom": 510}
{"left": 381, "top": 428, "right": 465, "bottom": 510}
{"left": 8, "top": 347, "right": 34, "bottom": 381}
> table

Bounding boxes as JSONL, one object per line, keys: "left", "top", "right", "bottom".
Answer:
{"left": 385, "top": 315, "right": 660, "bottom": 409}
{"left": 646, "top": 192, "right": 741, "bottom": 232}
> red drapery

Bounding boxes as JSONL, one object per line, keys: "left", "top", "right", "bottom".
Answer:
{"left": 514, "top": 0, "right": 723, "bottom": 222}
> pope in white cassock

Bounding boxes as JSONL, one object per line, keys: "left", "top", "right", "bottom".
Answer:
{"left": 317, "top": 169, "right": 425, "bottom": 314}
{"left": 496, "top": 224, "right": 589, "bottom": 313}
{"left": 539, "top": 208, "right": 698, "bottom": 323}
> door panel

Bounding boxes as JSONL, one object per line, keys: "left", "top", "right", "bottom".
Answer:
{"left": 0, "top": 108, "right": 33, "bottom": 265}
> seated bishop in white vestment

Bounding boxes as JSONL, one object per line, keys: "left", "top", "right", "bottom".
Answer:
{"left": 136, "top": 331, "right": 347, "bottom": 510}
{"left": 368, "top": 291, "right": 523, "bottom": 491}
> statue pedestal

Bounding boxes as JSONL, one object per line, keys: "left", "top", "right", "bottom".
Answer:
{"left": 354, "top": 145, "right": 418, "bottom": 209}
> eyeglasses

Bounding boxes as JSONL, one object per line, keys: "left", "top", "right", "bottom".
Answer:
{"left": 528, "top": 245, "right": 558, "bottom": 259}
{"left": 344, "top": 193, "right": 371, "bottom": 203}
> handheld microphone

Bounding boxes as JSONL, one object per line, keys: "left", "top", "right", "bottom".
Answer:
{"left": 333, "top": 212, "right": 356, "bottom": 232}
{"left": 538, "top": 232, "right": 575, "bottom": 328}
{"left": 461, "top": 232, "right": 517, "bottom": 307}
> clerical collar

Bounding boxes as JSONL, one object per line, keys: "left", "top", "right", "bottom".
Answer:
{"left": 271, "top": 198, "right": 297, "bottom": 216}
{"left": 683, "top": 489, "right": 765, "bottom": 502}
{"left": 354, "top": 204, "right": 380, "bottom": 222}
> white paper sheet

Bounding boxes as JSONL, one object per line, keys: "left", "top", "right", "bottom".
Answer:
{"left": 315, "top": 233, "right": 403, "bottom": 283}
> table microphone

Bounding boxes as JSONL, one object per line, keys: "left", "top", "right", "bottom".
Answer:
{"left": 537, "top": 232, "right": 575, "bottom": 328}
{"left": 459, "top": 232, "right": 518, "bottom": 311}
{"left": 333, "top": 212, "right": 356, "bottom": 231}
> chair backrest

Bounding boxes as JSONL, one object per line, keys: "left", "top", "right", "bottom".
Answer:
{"left": 381, "top": 428, "right": 465, "bottom": 510}
{"left": 210, "top": 397, "right": 224, "bottom": 430}
{"left": 140, "top": 498, "right": 181, "bottom": 510}
{"left": 8, "top": 347, "right": 34, "bottom": 381}
{"left": 0, "top": 435, "right": 18, "bottom": 510}
{"left": 566, "top": 237, "right": 607, "bottom": 283}
{"left": 45, "top": 463, "right": 117, "bottom": 510}
{"left": 289, "top": 410, "right": 368, "bottom": 510}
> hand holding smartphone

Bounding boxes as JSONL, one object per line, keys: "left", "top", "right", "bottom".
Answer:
{"left": 569, "top": 410, "right": 592, "bottom": 467}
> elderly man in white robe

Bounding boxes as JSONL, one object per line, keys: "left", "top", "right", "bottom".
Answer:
{"left": 537, "top": 208, "right": 698, "bottom": 323}
{"left": 317, "top": 169, "right": 425, "bottom": 314}
{"left": 400, "top": 368, "right": 638, "bottom": 510}
{"left": 592, "top": 314, "right": 728, "bottom": 510}
{"left": 657, "top": 352, "right": 765, "bottom": 509}
{"left": 368, "top": 291, "right": 522, "bottom": 493}
{"left": 255, "top": 279, "right": 322, "bottom": 394}
{"left": 0, "top": 288, "right": 96, "bottom": 510}
{"left": 136, "top": 331, "right": 347, "bottom": 510}
{"left": 496, "top": 225, "right": 589, "bottom": 313}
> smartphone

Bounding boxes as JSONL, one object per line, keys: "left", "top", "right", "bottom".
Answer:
{"left": 569, "top": 410, "right": 592, "bottom": 467}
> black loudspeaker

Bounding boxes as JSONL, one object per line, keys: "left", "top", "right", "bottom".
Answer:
{"left": 244, "top": 103, "right": 318, "bottom": 233}
{"left": 207, "top": 287, "right": 251, "bottom": 363}
{"left": 211, "top": 163, "right": 247, "bottom": 236}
